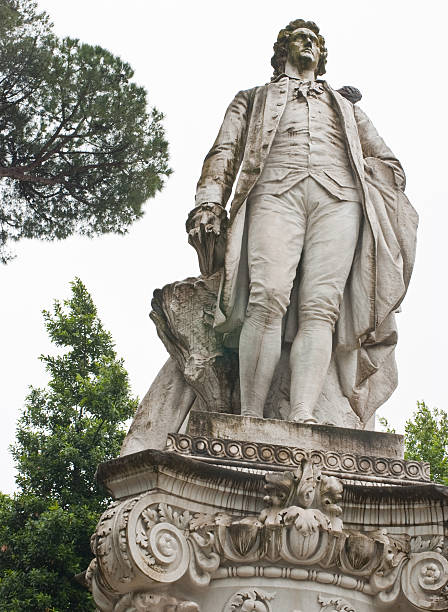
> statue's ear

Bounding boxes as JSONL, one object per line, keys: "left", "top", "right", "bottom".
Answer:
{"left": 337, "top": 85, "right": 362, "bottom": 104}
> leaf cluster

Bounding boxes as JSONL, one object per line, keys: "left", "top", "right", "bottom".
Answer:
{"left": 404, "top": 401, "right": 448, "bottom": 485}
{"left": 0, "top": 0, "right": 171, "bottom": 262}
{"left": 0, "top": 494, "right": 97, "bottom": 611}
{"left": 11, "top": 279, "right": 137, "bottom": 508}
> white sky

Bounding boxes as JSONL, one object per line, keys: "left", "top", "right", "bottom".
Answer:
{"left": 1, "top": 0, "right": 447, "bottom": 494}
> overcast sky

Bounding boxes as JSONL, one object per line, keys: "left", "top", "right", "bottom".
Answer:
{"left": 1, "top": 0, "right": 447, "bottom": 494}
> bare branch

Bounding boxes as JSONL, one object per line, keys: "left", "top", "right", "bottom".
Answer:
{"left": 0, "top": 167, "right": 64, "bottom": 185}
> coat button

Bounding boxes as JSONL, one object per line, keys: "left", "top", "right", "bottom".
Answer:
{"left": 272, "top": 114, "right": 278, "bottom": 119}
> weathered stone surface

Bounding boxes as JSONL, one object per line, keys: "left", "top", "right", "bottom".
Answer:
{"left": 96, "top": 448, "right": 264, "bottom": 505}
{"left": 186, "top": 411, "right": 404, "bottom": 459}
{"left": 120, "top": 17, "right": 418, "bottom": 462}
{"left": 150, "top": 273, "right": 239, "bottom": 415}
{"left": 145, "top": 277, "right": 365, "bottom": 434}
{"left": 167, "top": 432, "right": 430, "bottom": 485}
{"left": 120, "top": 358, "right": 196, "bottom": 456}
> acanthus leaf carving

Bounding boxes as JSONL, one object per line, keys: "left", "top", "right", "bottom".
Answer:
{"left": 91, "top": 496, "right": 141, "bottom": 590}
{"left": 411, "top": 535, "right": 444, "bottom": 554}
{"left": 158, "top": 502, "right": 192, "bottom": 530}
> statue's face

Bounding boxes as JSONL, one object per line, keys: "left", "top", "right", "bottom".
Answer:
{"left": 287, "top": 27, "right": 320, "bottom": 73}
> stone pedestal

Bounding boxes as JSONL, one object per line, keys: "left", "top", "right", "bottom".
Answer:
{"left": 85, "top": 413, "right": 448, "bottom": 611}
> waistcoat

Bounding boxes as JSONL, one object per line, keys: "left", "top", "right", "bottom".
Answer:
{"left": 254, "top": 80, "right": 359, "bottom": 200}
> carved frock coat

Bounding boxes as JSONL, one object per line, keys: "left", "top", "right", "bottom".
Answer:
{"left": 195, "top": 76, "right": 418, "bottom": 423}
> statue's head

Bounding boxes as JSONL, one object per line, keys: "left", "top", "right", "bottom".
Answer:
{"left": 271, "top": 19, "right": 328, "bottom": 79}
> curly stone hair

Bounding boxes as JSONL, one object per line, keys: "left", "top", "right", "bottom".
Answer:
{"left": 271, "top": 19, "right": 328, "bottom": 79}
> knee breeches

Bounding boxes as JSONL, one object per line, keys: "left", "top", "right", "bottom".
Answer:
{"left": 246, "top": 178, "right": 362, "bottom": 331}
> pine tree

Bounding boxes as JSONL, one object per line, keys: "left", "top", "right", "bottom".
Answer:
{"left": 0, "top": 279, "right": 137, "bottom": 611}
{"left": 0, "top": 0, "right": 170, "bottom": 262}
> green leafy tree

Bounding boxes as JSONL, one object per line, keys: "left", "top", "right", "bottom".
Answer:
{"left": 0, "top": 494, "right": 99, "bottom": 611}
{"left": 380, "top": 401, "right": 448, "bottom": 485}
{"left": 0, "top": 279, "right": 138, "bottom": 610}
{"left": 0, "top": 0, "right": 170, "bottom": 262}
{"left": 404, "top": 401, "right": 448, "bottom": 485}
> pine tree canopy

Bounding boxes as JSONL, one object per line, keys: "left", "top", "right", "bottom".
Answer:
{"left": 0, "top": 0, "right": 171, "bottom": 262}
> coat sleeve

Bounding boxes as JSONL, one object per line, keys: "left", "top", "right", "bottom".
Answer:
{"left": 195, "top": 88, "right": 253, "bottom": 208}
{"left": 354, "top": 105, "right": 406, "bottom": 190}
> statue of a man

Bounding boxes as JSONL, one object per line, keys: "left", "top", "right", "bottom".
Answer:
{"left": 187, "top": 19, "right": 417, "bottom": 425}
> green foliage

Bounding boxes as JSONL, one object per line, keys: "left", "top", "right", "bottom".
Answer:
{"left": 0, "top": 0, "right": 170, "bottom": 262}
{"left": 0, "top": 494, "right": 97, "bottom": 611}
{"left": 0, "top": 279, "right": 138, "bottom": 610}
{"left": 11, "top": 279, "right": 137, "bottom": 509}
{"left": 404, "top": 401, "right": 448, "bottom": 485}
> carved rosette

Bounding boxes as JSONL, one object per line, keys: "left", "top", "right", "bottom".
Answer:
{"left": 401, "top": 552, "right": 448, "bottom": 610}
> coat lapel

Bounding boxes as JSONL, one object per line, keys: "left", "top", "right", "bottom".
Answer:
{"left": 220, "top": 79, "right": 289, "bottom": 332}
{"left": 230, "top": 78, "right": 288, "bottom": 222}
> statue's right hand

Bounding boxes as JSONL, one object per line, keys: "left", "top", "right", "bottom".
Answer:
{"left": 186, "top": 202, "right": 223, "bottom": 238}
{"left": 186, "top": 203, "right": 228, "bottom": 276}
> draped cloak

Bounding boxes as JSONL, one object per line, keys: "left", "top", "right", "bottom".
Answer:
{"left": 195, "top": 76, "right": 418, "bottom": 425}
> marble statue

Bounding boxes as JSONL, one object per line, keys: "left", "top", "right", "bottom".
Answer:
{"left": 187, "top": 18, "right": 417, "bottom": 425}
{"left": 120, "top": 19, "right": 418, "bottom": 457}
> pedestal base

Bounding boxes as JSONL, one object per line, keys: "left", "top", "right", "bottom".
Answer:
{"left": 186, "top": 410, "right": 404, "bottom": 458}
{"left": 86, "top": 416, "right": 448, "bottom": 612}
